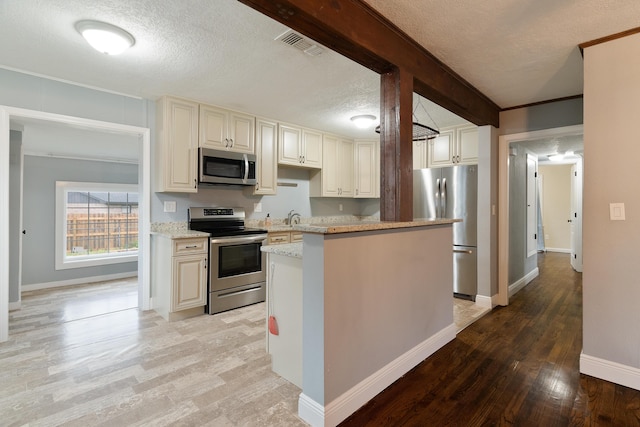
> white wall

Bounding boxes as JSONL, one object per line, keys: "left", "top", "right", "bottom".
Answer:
{"left": 538, "top": 164, "right": 572, "bottom": 252}
{"left": 582, "top": 32, "right": 640, "bottom": 388}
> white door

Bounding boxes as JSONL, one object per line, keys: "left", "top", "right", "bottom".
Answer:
{"left": 526, "top": 153, "right": 538, "bottom": 257}
{"left": 570, "top": 158, "right": 584, "bottom": 272}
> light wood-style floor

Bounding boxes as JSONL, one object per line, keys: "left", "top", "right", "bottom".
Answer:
{"left": 2, "top": 278, "right": 489, "bottom": 426}
{"left": 2, "top": 278, "right": 307, "bottom": 426}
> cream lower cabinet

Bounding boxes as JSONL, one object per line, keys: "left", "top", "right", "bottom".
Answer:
{"left": 155, "top": 96, "right": 199, "bottom": 193}
{"left": 355, "top": 139, "right": 379, "bottom": 198}
{"left": 254, "top": 118, "right": 278, "bottom": 195}
{"left": 152, "top": 235, "right": 208, "bottom": 321}
{"left": 267, "top": 231, "right": 303, "bottom": 245}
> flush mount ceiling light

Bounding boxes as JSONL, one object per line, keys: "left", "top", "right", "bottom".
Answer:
{"left": 75, "top": 20, "right": 135, "bottom": 55}
{"left": 548, "top": 153, "right": 565, "bottom": 162}
{"left": 350, "top": 115, "right": 377, "bottom": 129}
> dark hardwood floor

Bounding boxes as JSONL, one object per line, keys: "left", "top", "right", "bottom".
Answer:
{"left": 340, "top": 252, "right": 640, "bottom": 426}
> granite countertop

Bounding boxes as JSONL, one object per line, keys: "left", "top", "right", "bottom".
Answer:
{"left": 150, "top": 222, "right": 210, "bottom": 239}
{"left": 261, "top": 242, "right": 302, "bottom": 259}
{"left": 292, "top": 218, "right": 460, "bottom": 234}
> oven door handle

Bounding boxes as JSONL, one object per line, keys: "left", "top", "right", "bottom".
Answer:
{"left": 209, "top": 234, "right": 267, "bottom": 245}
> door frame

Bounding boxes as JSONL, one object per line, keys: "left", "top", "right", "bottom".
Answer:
{"left": 0, "top": 106, "right": 151, "bottom": 343}
{"left": 498, "top": 124, "right": 583, "bottom": 306}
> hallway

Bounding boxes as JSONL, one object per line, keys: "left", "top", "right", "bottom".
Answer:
{"left": 341, "top": 252, "right": 640, "bottom": 426}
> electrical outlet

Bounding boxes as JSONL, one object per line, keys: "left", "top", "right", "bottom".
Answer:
{"left": 163, "top": 201, "right": 176, "bottom": 213}
{"left": 254, "top": 202, "right": 262, "bottom": 213}
{"left": 339, "top": 203, "right": 343, "bottom": 212}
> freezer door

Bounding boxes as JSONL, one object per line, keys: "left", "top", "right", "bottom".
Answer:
{"left": 453, "top": 245, "right": 477, "bottom": 299}
{"left": 413, "top": 168, "right": 441, "bottom": 219}
{"left": 443, "top": 165, "right": 477, "bottom": 246}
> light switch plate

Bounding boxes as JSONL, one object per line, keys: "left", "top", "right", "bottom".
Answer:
{"left": 609, "top": 203, "right": 625, "bottom": 221}
{"left": 254, "top": 202, "right": 262, "bottom": 213}
{"left": 163, "top": 201, "right": 177, "bottom": 213}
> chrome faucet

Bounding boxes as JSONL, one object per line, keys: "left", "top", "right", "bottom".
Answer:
{"left": 287, "top": 210, "right": 301, "bottom": 225}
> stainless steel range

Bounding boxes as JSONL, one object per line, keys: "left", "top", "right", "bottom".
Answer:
{"left": 188, "top": 207, "right": 267, "bottom": 314}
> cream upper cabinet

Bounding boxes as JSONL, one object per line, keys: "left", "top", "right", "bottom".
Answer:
{"left": 155, "top": 96, "right": 199, "bottom": 193}
{"left": 254, "top": 118, "right": 278, "bottom": 195}
{"left": 278, "top": 124, "right": 322, "bottom": 169}
{"left": 428, "top": 129, "right": 456, "bottom": 167}
{"left": 310, "top": 134, "right": 353, "bottom": 197}
{"left": 355, "top": 139, "right": 379, "bottom": 198}
{"left": 413, "top": 140, "right": 429, "bottom": 169}
{"left": 199, "top": 104, "right": 255, "bottom": 154}
{"left": 428, "top": 125, "right": 478, "bottom": 167}
{"left": 456, "top": 125, "right": 479, "bottom": 165}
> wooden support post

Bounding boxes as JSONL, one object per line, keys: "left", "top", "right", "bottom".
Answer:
{"left": 380, "top": 67, "right": 413, "bottom": 222}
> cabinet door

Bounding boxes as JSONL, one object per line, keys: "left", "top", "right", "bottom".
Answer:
{"left": 428, "top": 129, "right": 455, "bottom": 167}
{"left": 355, "top": 140, "right": 378, "bottom": 198}
{"left": 254, "top": 118, "right": 278, "bottom": 195}
{"left": 228, "top": 111, "right": 255, "bottom": 154}
{"left": 199, "top": 105, "right": 228, "bottom": 149}
{"left": 157, "top": 96, "right": 198, "bottom": 193}
{"left": 339, "top": 138, "right": 354, "bottom": 197}
{"left": 302, "top": 129, "right": 323, "bottom": 168}
{"left": 172, "top": 254, "right": 207, "bottom": 311}
{"left": 456, "top": 126, "right": 479, "bottom": 165}
{"left": 413, "top": 140, "right": 428, "bottom": 169}
{"left": 320, "top": 134, "right": 340, "bottom": 196}
{"left": 278, "top": 124, "right": 302, "bottom": 166}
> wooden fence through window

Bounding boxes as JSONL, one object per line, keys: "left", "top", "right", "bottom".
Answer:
{"left": 66, "top": 213, "right": 139, "bottom": 255}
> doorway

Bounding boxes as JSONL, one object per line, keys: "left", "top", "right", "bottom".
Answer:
{"left": 0, "top": 106, "right": 151, "bottom": 343}
{"left": 498, "top": 125, "right": 584, "bottom": 305}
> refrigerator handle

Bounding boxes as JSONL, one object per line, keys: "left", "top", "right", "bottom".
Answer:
{"left": 435, "top": 178, "right": 441, "bottom": 218}
{"left": 441, "top": 178, "right": 447, "bottom": 218}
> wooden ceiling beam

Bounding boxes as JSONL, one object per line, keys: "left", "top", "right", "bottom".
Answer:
{"left": 238, "top": 0, "right": 500, "bottom": 127}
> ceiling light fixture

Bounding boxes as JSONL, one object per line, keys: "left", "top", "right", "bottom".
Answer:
{"left": 75, "top": 20, "right": 135, "bottom": 55}
{"left": 350, "top": 114, "right": 376, "bottom": 129}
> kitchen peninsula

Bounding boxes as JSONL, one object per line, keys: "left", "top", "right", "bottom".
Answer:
{"left": 262, "top": 219, "right": 459, "bottom": 427}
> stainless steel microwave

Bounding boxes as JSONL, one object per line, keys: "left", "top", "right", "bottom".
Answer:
{"left": 199, "top": 148, "right": 257, "bottom": 186}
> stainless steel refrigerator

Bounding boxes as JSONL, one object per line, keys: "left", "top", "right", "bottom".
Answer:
{"left": 413, "top": 165, "right": 478, "bottom": 300}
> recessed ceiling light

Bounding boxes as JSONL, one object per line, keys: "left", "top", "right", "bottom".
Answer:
{"left": 75, "top": 20, "right": 135, "bottom": 55}
{"left": 350, "top": 115, "right": 376, "bottom": 129}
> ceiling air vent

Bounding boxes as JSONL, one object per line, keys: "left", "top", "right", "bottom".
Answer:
{"left": 275, "top": 29, "right": 324, "bottom": 57}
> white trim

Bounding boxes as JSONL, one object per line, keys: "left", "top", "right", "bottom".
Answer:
{"left": 580, "top": 353, "right": 640, "bottom": 391}
{"left": 24, "top": 150, "right": 139, "bottom": 164}
{"left": 0, "top": 105, "right": 152, "bottom": 343}
{"left": 475, "top": 294, "right": 494, "bottom": 309}
{"left": 545, "top": 247, "right": 571, "bottom": 253}
{"left": 508, "top": 267, "right": 539, "bottom": 297}
{"left": 22, "top": 272, "right": 137, "bottom": 292}
{"left": 498, "top": 125, "right": 584, "bottom": 307}
{"left": 298, "top": 324, "right": 457, "bottom": 427}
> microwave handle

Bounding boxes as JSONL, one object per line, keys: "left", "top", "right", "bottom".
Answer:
{"left": 242, "top": 154, "right": 249, "bottom": 183}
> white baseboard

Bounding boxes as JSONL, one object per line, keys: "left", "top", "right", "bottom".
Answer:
{"left": 22, "top": 272, "right": 137, "bottom": 292}
{"left": 475, "top": 295, "right": 493, "bottom": 309}
{"left": 9, "top": 301, "right": 21, "bottom": 311}
{"left": 298, "top": 323, "right": 457, "bottom": 427}
{"left": 580, "top": 353, "right": 640, "bottom": 391}
{"left": 545, "top": 247, "right": 571, "bottom": 254}
{"left": 508, "top": 267, "right": 539, "bottom": 297}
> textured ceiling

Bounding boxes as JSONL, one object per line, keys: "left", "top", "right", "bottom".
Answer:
{"left": 1, "top": 0, "right": 637, "bottom": 158}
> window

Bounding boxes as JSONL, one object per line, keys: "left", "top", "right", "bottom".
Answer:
{"left": 55, "top": 181, "right": 138, "bottom": 270}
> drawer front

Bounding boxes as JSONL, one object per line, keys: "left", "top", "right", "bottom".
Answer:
{"left": 267, "top": 232, "right": 291, "bottom": 245}
{"left": 290, "top": 232, "right": 303, "bottom": 243}
{"left": 173, "top": 237, "right": 208, "bottom": 255}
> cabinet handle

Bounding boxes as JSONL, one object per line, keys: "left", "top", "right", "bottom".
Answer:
{"left": 229, "top": 138, "right": 234, "bottom": 147}
{"left": 204, "top": 258, "right": 207, "bottom": 269}
{"left": 194, "top": 178, "right": 197, "bottom": 188}
{"left": 185, "top": 245, "right": 198, "bottom": 248}
{"left": 457, "top": 155, "right": 460, "bottom": 163}
{"left": 302, "top": 156, "right": 305, "bottom": 163}
{"left": 452, "top": 156, "right": 455, "bottom": 163}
